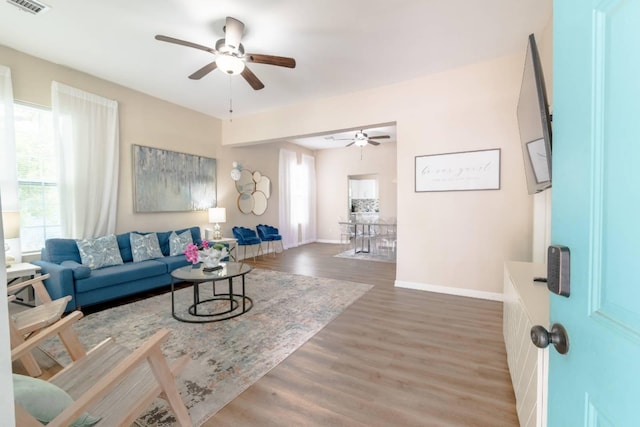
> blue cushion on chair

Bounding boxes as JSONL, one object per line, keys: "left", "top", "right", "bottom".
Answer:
{"left": 233, "top": 226, "right": 261, "bottom": 245}
{"left": 257, "top": 224, "right": 282, "bottom": 242}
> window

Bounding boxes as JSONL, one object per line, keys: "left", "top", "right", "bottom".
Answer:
{"left": 14, "top": 103, "right": 61, "bottom": 252}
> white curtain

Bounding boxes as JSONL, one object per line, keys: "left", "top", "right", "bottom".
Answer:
{"left": 278, "top": 149, "right": 298, "bottom": 249}
{"left": 299, "top": 154, "right": 317, "bottom": 244}
{"left": 0, "top": 66, "right": 18, "bottom": 211}
{"left": 52, "top": 82, "right": 119, "bottom": 238}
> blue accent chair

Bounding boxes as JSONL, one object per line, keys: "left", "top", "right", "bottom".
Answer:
{"left": 232, "top": 226, "right": 263, "bottom": 260}
{"left": 256, "top": 224, "right": 284, "bottom": 256}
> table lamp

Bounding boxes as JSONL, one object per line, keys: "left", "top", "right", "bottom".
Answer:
{"left": 208, "top": 207, "right": 226, "bottom": 240}
{"left": 2, "top": 211, "right": 20, "bottom": 268}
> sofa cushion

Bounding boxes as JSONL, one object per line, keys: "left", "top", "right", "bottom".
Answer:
{"left": 74, "top": 260, "right": 167, "bottom": 293}
{"left": 76, "top": 235, "right": 124, "bottom": 270}
{"left": 116, "top": 232, "right": 133, "bottom": 263}
{"left": 130, "top": 232, "right": 163, "bottom": 262}
{"left": 155, "top": 254, "right": 192, "bottom": 272}
{"left": 169, "top": 230, "right": 193, "bottom": 256}
{"left": 44, "top": 239, "right": 82, "bottom": 264}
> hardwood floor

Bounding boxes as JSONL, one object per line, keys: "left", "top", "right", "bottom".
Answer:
{"left": 16, "top": 242, "right": 517, "bottom": 426}
{"left": 203, "top": 243, "right": 518, "bottom": 426}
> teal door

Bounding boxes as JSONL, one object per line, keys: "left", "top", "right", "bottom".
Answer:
{"left": 550, "top": 0, "right": 640, "bottom": 425}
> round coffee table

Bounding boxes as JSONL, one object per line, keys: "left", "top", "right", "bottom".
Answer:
{"left": 170, "top": 262, "right": 252, "bottom": 323}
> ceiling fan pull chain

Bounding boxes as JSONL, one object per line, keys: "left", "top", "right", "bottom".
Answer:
{"left": 228, "top": 76, "right": 233, "bottom": 122}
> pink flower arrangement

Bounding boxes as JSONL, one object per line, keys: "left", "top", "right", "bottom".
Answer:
{"left": 184, "top": 241, "right": 213, "bottom": 264}
{"left": 184, "top": 243, "right": 200, "bottom": 264}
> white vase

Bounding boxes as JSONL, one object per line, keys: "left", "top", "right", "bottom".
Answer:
{"left": 198, "top": 247, "right": 228, "bottom": 269}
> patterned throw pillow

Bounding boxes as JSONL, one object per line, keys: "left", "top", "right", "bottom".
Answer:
{"left": 169, "top": 230, "right": 193, "bottom": 256}
{"left": 76, "top": 234, "right": 124, "bottom": 270}
{"left": 130, "top": 232, "right": 164, "bottom": 262}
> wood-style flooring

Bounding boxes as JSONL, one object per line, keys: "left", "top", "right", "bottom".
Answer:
{"left": 203, "top": 243, "right": 518, "bottom": 426}
{"left": 17, "top": 243, "right": 518, "bottom": 426}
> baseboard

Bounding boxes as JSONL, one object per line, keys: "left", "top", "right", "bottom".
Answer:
{"left": 316, "top": 239, "right": 342, "bottom": 244}
{"left": 394, "top": 280, "right": 503, "bottom": 302}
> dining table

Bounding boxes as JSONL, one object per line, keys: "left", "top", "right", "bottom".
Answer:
{"left": 338, "top": 221, "right": 396, "bottom": 255}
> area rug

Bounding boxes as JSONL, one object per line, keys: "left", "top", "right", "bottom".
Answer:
{"left": 39, "top": 268, "right": 373, "bottom": 426}
{"left": 334, "top": 248, "right": 396, "bottom": 263}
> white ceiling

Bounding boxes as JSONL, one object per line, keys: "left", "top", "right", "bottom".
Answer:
{"left": 0, "top": 0, "right": 551, "bottom": 146}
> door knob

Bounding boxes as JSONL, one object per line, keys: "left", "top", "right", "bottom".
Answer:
{"left": 530, "top": 323, "right": 569, "bottom": 355}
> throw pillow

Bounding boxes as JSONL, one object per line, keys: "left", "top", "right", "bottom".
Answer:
{"left": 130, "top": 232, "right": 164, "bottom": 262}
{"left": 76, "top": 234, "right": 124, "bottom": 270}
{"left": 169, "top": 229, "right": 193, "bottom": 256}
{"left": 13, "top": 373, "right": 101, "bottom": 426}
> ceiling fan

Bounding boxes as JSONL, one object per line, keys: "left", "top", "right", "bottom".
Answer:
{"left": 326, "top": 130, "right": 391, "bottom": 147}
{"left": 155, "top": 16, "right": 296, "bottom": 90}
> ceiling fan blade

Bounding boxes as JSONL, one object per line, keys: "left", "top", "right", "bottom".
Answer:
{"left": 188, "top": 61, "right": 218, "bottom": 80}
{"left": 367, "top": 140, "right": 381, "bottom": 146}
{"left": 241, "top": 66, "right": 265, "bottom": 90}
{"left": 369, "top": 135, "right": 390, "bottom": 139}
{"left": 155, "top": 35, "right": 216, "bottom": 54}
{"left": 224, "top": 17, "right": 245, "bottom": 51}
{"left": 345, "top": 141, "right": 356, "bottom": 147}
{"left": 246, "top": 53, "right": 296, "bottom": 68}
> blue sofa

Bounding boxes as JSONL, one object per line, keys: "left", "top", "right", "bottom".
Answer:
{"left": 33, "top": 226, "right": 204, "bottom": 312}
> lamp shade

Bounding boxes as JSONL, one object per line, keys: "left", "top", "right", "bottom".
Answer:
{"left": 208, "top": 207, "right": 226, "bottom": 224}
{"left": 2, "top": 211, "right": 20, "bottom": 239}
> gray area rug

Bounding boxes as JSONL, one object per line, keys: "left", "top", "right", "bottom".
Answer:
{"left": 39, "top": 268, "right": 373, "bottom": 426}
{"left": 334, "top": 248, "right": 396, "bottom": 263}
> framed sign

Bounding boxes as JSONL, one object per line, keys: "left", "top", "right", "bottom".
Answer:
{"left": 415, "top": 148, "right": 501, "bottom": 192}
{"left": 133, "top": 145, "right": 217, "bottom": 212}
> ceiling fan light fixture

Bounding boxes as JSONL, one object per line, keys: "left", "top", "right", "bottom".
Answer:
{"left": 355, "top": 138, "right": 368, "bottom": 147}
{"left": 216, "top": 55, "right": 245, "bottom": 75}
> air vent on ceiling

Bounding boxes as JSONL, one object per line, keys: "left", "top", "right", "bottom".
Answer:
{"left": 6, "top": 0, "right": 50, "bottom": 14}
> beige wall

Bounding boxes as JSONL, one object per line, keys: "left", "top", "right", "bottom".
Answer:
{"left": 2, "top": 44, "right": 536, "bottom": 297}
{"left": 214, "top": 141, "right": 313, "bottom": 241}
{"left": 0, "top": 45, "right": 221, "bottom": 235}
{"left": 220, "top": 54, "right": 533, "bottom": 297}
{"left": 315, "top": 141, "right": 397, "bottom": 242}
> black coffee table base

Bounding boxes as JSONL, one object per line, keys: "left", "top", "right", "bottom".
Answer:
{"left": 170, "top": 263, "right": 253, "bottom": 323}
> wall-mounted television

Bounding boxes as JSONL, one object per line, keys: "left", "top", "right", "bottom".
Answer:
{"left": 517, "top": 33, "right": 552, "bottom": 195}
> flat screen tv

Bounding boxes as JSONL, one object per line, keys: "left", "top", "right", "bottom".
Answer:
{"left": 517, "top": 33, "right": 552, "bottom": 194}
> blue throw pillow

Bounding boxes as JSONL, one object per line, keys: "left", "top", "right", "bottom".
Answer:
{"left": 169, "top": 230, "right": 193, "bottom": 256}
{"left": 130, "top": 232, "right": 164, "bottom": 262}
{"left": 76, "top": 234, "right": 124, "bottom": 270}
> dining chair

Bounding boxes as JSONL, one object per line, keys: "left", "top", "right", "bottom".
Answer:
{"left": 256, "top": 224, "right": 284, "bottom": 256}
{"left": 232, "top": 226, "right": 264, "bottom": 260}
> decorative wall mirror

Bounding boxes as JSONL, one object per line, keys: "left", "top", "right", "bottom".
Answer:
{"left": 231, "top": 164, "right": 272, "bottom": 215}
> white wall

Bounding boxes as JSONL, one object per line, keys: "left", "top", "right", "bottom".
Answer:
{"left": 220, "top": 54, "right": 534, "bottom": 298}
{"left": 315, "top": 141, "right": 397, "bottom": 243}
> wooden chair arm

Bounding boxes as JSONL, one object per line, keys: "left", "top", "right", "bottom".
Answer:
{"left": 11, "top": 311, "right": 84, "bottom": 361}
{"left": 15, "top": 403, "right": 44, "bottom": 426}
{"left": 8, "top": 295, "right": 16, "bottom": 303}
{"left": 48, "top": 329, "right": 174, "bottom": 427}
{"left": 7, "top": 274, "right": 53, "bottom": 303}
